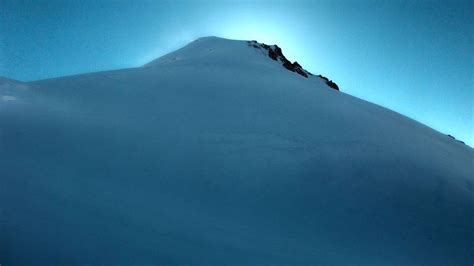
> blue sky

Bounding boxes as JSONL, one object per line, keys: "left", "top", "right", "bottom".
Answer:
{"left": 1, "top": 0, "right": 472, "bottom": 145}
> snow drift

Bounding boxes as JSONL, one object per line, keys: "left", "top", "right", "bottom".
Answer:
{"left": 1, "top": 37, "right": 473, "bottom": 265}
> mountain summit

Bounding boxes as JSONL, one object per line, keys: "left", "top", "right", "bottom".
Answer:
{"left": 145, "top": 36, "right": 339, "bottom": 90}
{"left": 1, "top": 37, "right": 473, "bottom": 265}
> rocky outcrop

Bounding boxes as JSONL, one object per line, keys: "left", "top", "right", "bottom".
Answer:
{"left": 317, "top": 75, "right": 339, "bottom": 90}
{"left": 247, "top": 40, "right": 339, "bottom": 91}
{"left": 447, "top": 134, "right": 466, "bottom": 145}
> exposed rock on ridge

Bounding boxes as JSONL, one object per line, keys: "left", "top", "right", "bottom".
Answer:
{"left": 248, "top": 40, "right": 340, "bottom": 91}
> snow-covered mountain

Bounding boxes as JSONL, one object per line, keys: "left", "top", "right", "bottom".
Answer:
{"left": 1, "top": 36, "right": 472, "bottom": 265}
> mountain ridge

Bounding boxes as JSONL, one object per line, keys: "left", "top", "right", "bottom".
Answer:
{"left": 1, "top": 36, "right": 472, "bottom": 265}
{"left": 144, "top": 36, "right": 340, "bottom": 91}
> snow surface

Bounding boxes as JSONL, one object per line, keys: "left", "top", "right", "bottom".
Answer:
{"left": 1, "top": 36, "right": 473, "bottom": 265}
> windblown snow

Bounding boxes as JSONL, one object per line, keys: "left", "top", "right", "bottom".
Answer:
{"left": 1, "top": 37, "right": 473, "bottom": 265}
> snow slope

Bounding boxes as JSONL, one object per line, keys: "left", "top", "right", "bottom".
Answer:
{"left": 1, "top": 37, "right": 473, "bottom": 265}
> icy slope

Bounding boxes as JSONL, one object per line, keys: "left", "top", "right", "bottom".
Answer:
{"left": 1, "top": 37, "right": 473, "bottom": 265}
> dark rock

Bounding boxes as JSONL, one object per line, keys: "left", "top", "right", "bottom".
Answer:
{"left": 326, "top": 80, "right": 339, "bottom": 91}
{"left": 282, "top": 60, "right": 294, "bottom": 71}
{"left": 295, "top": 68, "right": 308, "bottom": 77}
{"left": 248, "top": 40, "right": 339, "bottom": 91}
{"left": 268, "top": 49, "right": 278, "bottom": 61}
{"left": 447, "top": 134, "right": 466, "bottom": 145}
{"left": 273, "top": 46, "right": 283, "bottom": 58}
{"left": 317, "top": 74, "right": 329, "bottom": 82}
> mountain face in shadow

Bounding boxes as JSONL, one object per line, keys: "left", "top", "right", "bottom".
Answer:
{"left": 1, "top": 36, "right": 472, "bottom": 265}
